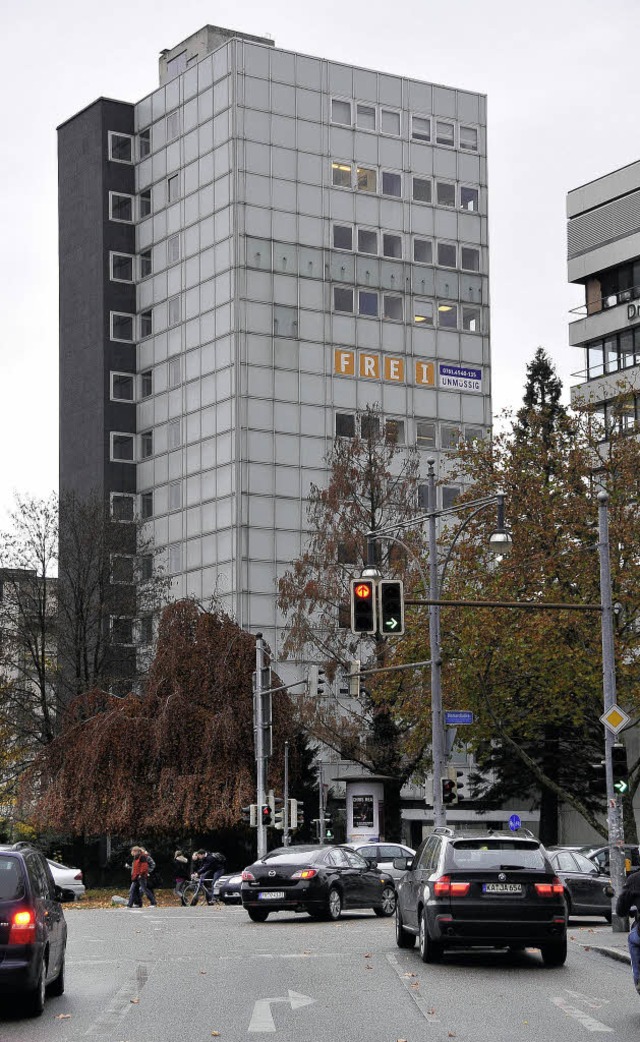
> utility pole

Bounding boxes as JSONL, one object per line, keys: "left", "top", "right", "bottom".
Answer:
{"left": 255, "top": 633, "right": 267, "bottom": 858}
{"left": 598, "top": 491, "right": 627, "bottom": 932}
{"left": 283, "top": 740, "right": 290, "bottom": 847}
{"left": 427, "top": 460, "right": 445, "bottom": 827}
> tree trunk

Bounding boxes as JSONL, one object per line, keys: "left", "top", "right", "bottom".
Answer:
{"left": 383, "top": 777, "right": 403, "bottom": 841}
{"left": 538, "top": 784, "right": 558, "bottom": 846}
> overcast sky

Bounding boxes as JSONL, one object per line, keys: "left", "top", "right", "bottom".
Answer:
{"left": 2, "top": 0, "right": 639, "bottom": 524}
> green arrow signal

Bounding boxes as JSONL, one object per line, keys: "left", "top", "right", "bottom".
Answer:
{"left": 614, "top": 780, "right": 629, "bottom": 794}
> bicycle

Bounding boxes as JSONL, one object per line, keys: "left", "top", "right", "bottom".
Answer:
{"left": 180, "top": 876, "right": 217, "bottom": 906}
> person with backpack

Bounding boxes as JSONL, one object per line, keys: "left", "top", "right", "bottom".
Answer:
{"left": 191, "top": 849, "right": 226, "bottom": 905}
{"left": 172, "top": 849, "right": 190, "bottom": 897}
{"left": 615, "top": 866, "right": 640, "bottom": 993}
{"left": 126, "top": 845, "right": 157, "bottom": 908}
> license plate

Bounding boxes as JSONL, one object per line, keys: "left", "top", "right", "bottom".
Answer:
{"left": 258, "top": 891, "right": 285, "bottom": 900}
{"left": 483, "top": 883, "right": 522, "bottom": 894}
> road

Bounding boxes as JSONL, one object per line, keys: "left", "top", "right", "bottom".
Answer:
{"left": 1, "top": 907, "right": 639, "bottom": 1041}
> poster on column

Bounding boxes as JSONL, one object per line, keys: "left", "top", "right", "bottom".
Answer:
{"left": 352, "top": 794, "right": 374, "bottom": 828}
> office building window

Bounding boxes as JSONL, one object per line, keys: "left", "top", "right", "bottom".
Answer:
{"left": 168, "top": 295, "right": 181, "bottom": 326}
{"left": 111, "top": 493, "right": 134, "bottom": 521}
{"left": 111, "top": 555, "right": 134, "bottom": 584}
{"left": 167, "top": 419, "right": 181, "bottom": 450}
{"left": 381, "top": 108, "right": 400, "bottom": 135}
{"left": 437, "top": 242, "right": 457, "bottom": 268}
{"left": 140, "top": 430, "right": 153, "bottom": 458}
{"left": 441, "top": 425, "right": 461, "bottom": 449}
{"left": 460, "top": 186, "right": 479, "bottom": 212}
{"left": 411, "top": 116, "right": 431, "bottom": 142}
{"left": 108, "top": 132, "right": 133, "bottom": 163}
{"left": 167, "top": 234, "right": 180, "bottom": 264}
{"left": 460, "top": 125, "right": 478, "bottom": 151}
{"left": 139, "top": 310, "right": 153, "bottom": 338}
{"left": 140, "top": 491, "right": 153, "bottom": 519}
{"left": 417, "top": 484, "right": 429, "bottom": 509}
{"left": 436, "top": 121, "right": 455, "bottom": 147}
{"left": 382, "top": 171, "right": 401, "bottom": 197}
{"left": 111, "top": 617, "right": 134, "bottom": 644}
{"left": 414, "top": 300, "right": 434, "bottom": 326}
{"left": 273, "top": 304, "right": 298, "bottom": 337}
{"left": 333, "top": 225, "right": 353, "bottom": 250}
{"left": 166, "top": 110, "right": 180, "bottom": 141}
{"left": 110, "top": 312, "right": 134, "bottom": 342}
{"left": 416, "top": 420, "right": 436, "bottom": 448}
{"left": 139, "top": 188, "right": 152, "bottom": 218}
{"left": 414, "top": 238, "right": 433, "bottom": 264}
{"left": 167, "top": 173, "right": 179, "bottom": 203}
{"left": 111, "top": 373, "right": 134, "bottom": 401}
{"left": 436, "top": 181, "right": 456, "bottom": 207}
{"left": 465, "top": 426, "right": 484, "bottom": 443}
{"left": 383, "top": 234, "right": 402, "bottom": 259}
{"left": 138, "top": 128, "right": 151, "bottom": 158}
{"left": 442, "top": 485, "right": 461, "bottom": 509}
{"left": 139, "top": 615, "right": 154, "bottom": 644}
{"left": 360, "top": 413, "right": 380, "bottom": 439}
{"left": 111, "top": 433, "right": 134, "bottom": 461}
{"left": 336, "top": 412, "right": 356, "bottom": 438}
{"left": 385, "top": 419, "right": 405, "bottom": 445}
{"left": 356, "top": 166, "right": 376, "bottom": 193}
{"left": 438, "top": 302, "right": 458, "bottom": 328}
{"left": 168, "top": 543, "right": 182, "bottom": 573}
{"left": 461, "top": 246, "right": 480, "bottom": 272}
{"left": 140, "top": 370, "right": 153, "bottom": 398}
{"left": 356, "top": 104, "right": 376, "bottom": 131}
{"left": 110, "top": 252, "right": 134, "bottom": 282}
{"left": 169, "top": 481, "right": 182, "bottom": 510}
{"left": 168, "top": 358, "right": 181, "bottom": 388}
{"left": 462, "top": 306, "right": 481, "bottom": 332}
{"left": 140, "top": 555, "right": 153, "bottom": 581}
{"left": 109, "top": 192, "right": 134, "bottom": 223}
{"left": 359, "top": 290, "right": 378, "bottom": 317}
{"left": 358, "top": 228, "right": 377, "bottom": 255}
{"left": 333, "top": 287, "right": 354, "bottom": 313}
{"left": 331, "top": 99, "right": 351, "bottom": 125}
{"left": 384, "top": 295, "right": 403, "bottom": 321}
{"left": 166, "top": 51, "right": 187, "bottom": 78}
{"left": 412, "top": 177, "right": 432, "bottom": 203}
{"left": 139, "top": 249, "right": 152, "bottom": 279}
{"left": 332, "top": 161, "right": 352, "bottom": 188}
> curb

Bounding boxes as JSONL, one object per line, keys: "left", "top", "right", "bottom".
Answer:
{"left": 577, "top": 942, "right": 631, "bottom": 966}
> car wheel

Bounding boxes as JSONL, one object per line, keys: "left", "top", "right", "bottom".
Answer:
{"left": 418, "top": 907, "right": 443, "bottom": 963}
{"left": 541, "top": 937, "right": 567, "bottom": 967}
{"left": 247, "top": 908, "right": 269, "bottom": 922}
{"left": 395, "top": 905, "right": 416, "bottom": 949}
{"left": 374, "top": 885, "right": 397, "bottom": 917}
{"left": 47, "top": 955, "right": 65, "bottom": 997}
{"left": 604, "top": 910, "right": 612, "bottom": 924}
{"left": 24, "top": 958, "right": 46, "bottom": 1016}
{"left": 326, "top": 887, "right": 342, "bottom": 921}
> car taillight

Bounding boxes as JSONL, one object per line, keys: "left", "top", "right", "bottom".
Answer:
{"left": 241, "top": 870, "right": 255, "bottom": 881}
{"left": 291, "top": 869, "right": 317, "bottom": 880}
{"left": 433, "top": 875, "right": 470, "bottom": 897}
{"left": 535, "top": 878, "right": 565, "bottom": 897}
{"left": 9, "top": 909, "right": 36, "bottom": 944}
{"left": 74, "top": 871, "right": 83, "bottom": 881}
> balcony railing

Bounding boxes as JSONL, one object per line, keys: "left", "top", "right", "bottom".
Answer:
{"left": 570, "top": 285, "right": 640, "bottom": 317}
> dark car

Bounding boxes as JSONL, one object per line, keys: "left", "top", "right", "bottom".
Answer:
{"left": 578, "top": 843, "right": 640, "bottom": 876}
{"left": 0, "top": 843, "right": 68, "bottom": 1016}
{"left": 394, "top": 828, "right": 567, "bottom": 966}
{"left": 240, "top": 844, "right": 397, "bottom": 922}
{"left": 546, "top": 849, "right": 613, "bottom": 921}
{"left": 213, "top": 871, "right": 243, "bottom": 904}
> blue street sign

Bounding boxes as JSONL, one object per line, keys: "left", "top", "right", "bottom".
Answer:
{"left": 444, "top": 711, "right": 474, "bottom": 726}
{"left": 508, "top": 814, "right": 522, "bottom": 832}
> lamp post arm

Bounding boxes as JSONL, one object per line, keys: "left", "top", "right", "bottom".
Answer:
{"left": 438, "top": 499, "right": 500, "bottom": 593}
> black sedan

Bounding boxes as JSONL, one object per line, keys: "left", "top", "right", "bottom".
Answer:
{"left": 240, "top": 844, "right": 397, "bottom": 922}
{"left": 547, "top": 849, "right": 614, "bottom": 921}
{"left": 212, "top": 871, "right": 243, "bottom": 905}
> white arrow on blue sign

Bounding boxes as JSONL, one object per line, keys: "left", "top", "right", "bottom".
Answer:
{"left": 444, "top": 711, "right": 474, "bottom": 725}
{"left": 508, "top": 814, "right": 522, "bottom": 831}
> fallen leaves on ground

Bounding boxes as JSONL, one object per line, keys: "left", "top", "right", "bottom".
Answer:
{"left": 211, "top": 1031, "right": 221, "bottom": 1037}
{"left": 402, "top": 971, "right": 417, "bottom": 978}
{"left": 130, "top": 998, "right": 140, "bottom": 1004}
{"left": 54, "top": 1013, "right": 71, "bottom": 1019}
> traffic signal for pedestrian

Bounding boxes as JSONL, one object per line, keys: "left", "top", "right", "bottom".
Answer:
{"left": 261, "top": 804, "right": 272, "bottom": 826}
{"left": 241, "top": 804, "right": 258, "bottom": 827}
{"left": 612, "top": 743, "right": 629, "bottom": 795}
{"left": 442, "top": 777, "right": 456, "bottom": 805}
{"left": 378, "top": 579, "right": 405, "bottom": 635}
{"left": 308, "top": 665, "right": 327, "bottom": 697}
{"left": 350, "top": 578, "right": 377, "bottom": 634}
{"left": 324, "top": 815, "right": 333, "bottom": 840}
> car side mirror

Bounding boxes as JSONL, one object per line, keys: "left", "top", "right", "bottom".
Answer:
{"left": 393, "top": 857, "right": 413, "bottom": 872}
{"left": 364, "top": 857, "right": 378, "bottom": 869}
{"left": 54, "top": 884, "right": 76, "bottom": 903}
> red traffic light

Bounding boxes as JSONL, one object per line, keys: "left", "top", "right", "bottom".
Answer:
{"left": 354, "top": 582, "right": 372, "bottom": 600}
{"left": 261, "top": 804, "right": 272, "bottom": 825}
{"left": 350, "top": 578, "right": 377, "bottom": 634}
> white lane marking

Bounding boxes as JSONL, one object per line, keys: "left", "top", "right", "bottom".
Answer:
{"left": 551, "top": 997, "right": 613, "bottom": 1032}
{"left": 248, "top": 990, "right": 315, "bottom": 1033}
{"left": 385, "top": 952, "right": 440, "bottom": 1026}
{"left": 85, "top": 962, "right": 152, "bottom": 1036}
{"left": 564, "top": 989, "right": 611, "bottom": 1010}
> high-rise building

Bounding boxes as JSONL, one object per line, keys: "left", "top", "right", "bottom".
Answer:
{"left": 58, "top": 24, "right": 491, "bottom": 672}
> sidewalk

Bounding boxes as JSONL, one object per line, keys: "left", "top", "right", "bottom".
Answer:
{"left": 570, "top": 921, "right": 631, "bottom": 965}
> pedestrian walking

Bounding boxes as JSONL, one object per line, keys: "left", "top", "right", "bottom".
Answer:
{"left": 172, "top": 849, "right": 190, "bottom": 897}
{"left": 615, "top": 865, "right": 640, "bottom": 993}
{"left": 126, "top": 845, "right": 157, "bottom": 908}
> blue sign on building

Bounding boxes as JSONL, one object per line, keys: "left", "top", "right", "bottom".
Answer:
{"left": 444, "top": 710, "right": 474, "bottom": 725}
{"left": 508, "top": 814, "right": 522, "bottom": 832}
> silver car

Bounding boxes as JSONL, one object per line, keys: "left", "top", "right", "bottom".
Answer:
{"left": 47, "top": 859, "right": 86, "bottom": 899}
{"left": 345, "top": 842, "right": 415, "bottom": 881}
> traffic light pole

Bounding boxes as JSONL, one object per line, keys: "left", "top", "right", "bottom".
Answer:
{"left": 283, "top": 740, "right": 290, "bottom": 847}
{"left": 598, "top": 491, "right": 627, "bottom": 933}
{"left": 427, "top": 465, "right": 445, "bottom": 828}
{"left": 255, "top": 634, "right": 267, "bottom": 858}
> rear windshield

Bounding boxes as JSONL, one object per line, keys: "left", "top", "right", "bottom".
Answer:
{"left": 450, "top": 841, "right": 546, "bottom": 871}
{"left": 261, "top": 850, "right": 319, "bottom": 866}
{"left": 0, "top": 856, "right": 25, "bottom": 900}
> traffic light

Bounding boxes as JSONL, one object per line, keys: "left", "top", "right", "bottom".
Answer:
{"left": 308, "top": 665, "right": 327, "bottom": 697}
{"left": 241, "top": 804, "right": 258, "bottom": 827}
{"left": 273, "top": 800, "right": 285, "bottom": 830}
{"left": 350, "top": 578, "right": 377, "bottom": 634}
{"left": 378, "top": 579, "right": 405, "bottom": 635}
{"left": 442, "top": 777, "right": 456, "bottom": 804}
{"left": 324, "top": 815, "right": 333, "bottom": 840}
{"left": 261, "top": 804, "right": 272, "bottom": 826}
{"left": 289, "top": 798, "right": 298, "bottom": 830}
{"left": 613, "top": 743, "right": 629, "bottom": 795}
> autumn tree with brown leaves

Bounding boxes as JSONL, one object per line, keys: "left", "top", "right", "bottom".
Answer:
{"left": 24, "top": 601, "right": 301, "bottom": 837}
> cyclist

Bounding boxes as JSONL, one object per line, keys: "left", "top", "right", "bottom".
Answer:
{"left": 192, "top": 849, "right": 226, "bottom": 905}
{"left": 615, "top": 865, "right": 640, "bottom": 994}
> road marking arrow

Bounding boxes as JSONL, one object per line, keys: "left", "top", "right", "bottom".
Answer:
{"left": 248, "top": 990, "right": 315, "bottom": 1032}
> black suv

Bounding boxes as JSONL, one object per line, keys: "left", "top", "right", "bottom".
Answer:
{"left": 0, "top": 843, "right": 68, "bottom": 1015}
{"left": 395, "top": 828, "right": 567, "bottom": 966}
